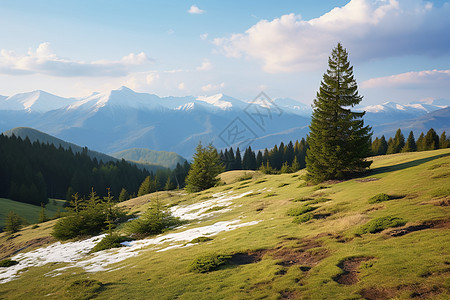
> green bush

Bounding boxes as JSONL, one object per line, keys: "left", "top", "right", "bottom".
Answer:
{"left": 124, "top": 203, "right": 182, "bottom": 236}
{"left": 0, "top": 259, "right": 19, "bottom": 267}
{"left": 356, "top": 216, "right": 407, "bottom": 235}
{"left": 66, "top": 279, "right": 103, "bottom": 300}
{"left": 91, "top": 234, "right": 133, "bottom": 253}
{"left": 188, "top": 253, "right": 231, "bottom": 273}
{"left": 293, "top": 213, "right": 314, "bottom": 224}
{"left": 308, "top": 197, "right": 330, "bottom": 204}
{"left": 190, "top": 236, "right": 213, "bottom": 243}
{"left": 287, "top": 206, "right": 316, "bottom": 216}
{"left": 368, "top": 193, "right": 390, "bottom": 204}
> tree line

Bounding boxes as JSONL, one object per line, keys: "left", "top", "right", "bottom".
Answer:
{"left": 371, "top": 128, "right": 449, "bottom": 156}
{"left": 0, "top": 134, "right": 190, "bottom": 206}
{"left": 219, "top": 139, "right": 309, "bottom": 173}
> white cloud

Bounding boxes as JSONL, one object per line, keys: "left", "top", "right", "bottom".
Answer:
{"left": 361, "top": 69, "right": 450, "bottom": 89}
{"left": 0, "top": 42, "right": 152, "bottom": 77}
{"left": 188, "top": 5, "right": 205, "bottom": 14}
{"left": 214, "top": 0, "right": 450, "bottom": 73}
{"left": 200, "top": 33, "right": 209, "bottom": 40}
{"left": 196, "top": 59, "right": 212, "bottom": 71}
{"left": 146, "top": 73, "right": 159, "bottom": 85}
{"left": 178, "top": 82, "right": 186, "bottom": 90}
{"left": 201, "top": 82, "right": 225, "bottom": 92}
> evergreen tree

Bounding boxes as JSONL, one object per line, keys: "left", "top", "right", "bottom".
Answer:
{"left": 291, "top": 156, "right": 300, "bottom": 172}
{"left": 416, "top": 132, "right": 426, "bottom": 151}
{"left": 164, "top": 176, "right": 175, "bottom": 191}
{"left": 256, "top": 151, "right": 263, "bottom": 169}
{"left": 4, "top": 211, "right": 23, "bottom": 233}
{"left": 285, "top": 141, "right": 295, "bottom": 166}
{"left": 38, "top": 203, "right": 48, "bottom": 223}
{"left": 424, "top": 128, "right": 439, "bottom": 150}
{"left": 371, "top": 137, "right": 381, "bottom": 156}
{"left": 387, "top": 129, "right": 405, "bottom": 154}
{"left": 118, "top": 188, "right": 129, "bottom": 202}
{"left": 138, "top": 176, "right": 151, "bottom": 196}
{"left": 402, "top": 131, "right": 417, "bottom": 152}
{"left": 439, "top": 131, "right": 449, "bottom": 149}
{"left": 235, "top": 148, "right": 242, "bottom": 170}
{"left": 306, "top": 43, "right": 372, "bottom": 182}
{"left": 379, "top": 135, "right": 388, "bottom": 155}
{"left": 185, "top": 143, "right": 224, "bottom": 192}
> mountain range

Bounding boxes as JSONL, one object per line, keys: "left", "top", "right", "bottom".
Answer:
{"left": 0, "top": 87, "right": 449, "bottom": 158}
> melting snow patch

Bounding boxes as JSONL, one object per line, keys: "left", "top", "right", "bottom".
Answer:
{"left": 170, "top": 191, "right": 253, "bottom": 220}
{"left": 0, "top": 219, "right": 259, "bottom": 283}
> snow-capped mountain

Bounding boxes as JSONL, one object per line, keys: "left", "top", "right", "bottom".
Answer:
{"left": 0, "top": 87, "right": 448, "bottom": 158}
{"left": 0, "top": 90, "right": 76, "bottom": 112}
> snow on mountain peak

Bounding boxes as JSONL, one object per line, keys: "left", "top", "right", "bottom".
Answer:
{"left": 0, "top": 90, "right": 74, "bottom": 112}
{"left": 196, "top": 94, "right": 233, "bottom": 110}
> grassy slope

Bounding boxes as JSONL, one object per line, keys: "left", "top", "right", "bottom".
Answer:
{"left": 0, "top": 199, "right": 65, "bottom": 227}
{"left": 0, "top": 149, "right": 449, "bottom": 299}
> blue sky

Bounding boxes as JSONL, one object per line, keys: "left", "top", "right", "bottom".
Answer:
{"left": 0, "top": 0, "right": 449, "bottom": 105}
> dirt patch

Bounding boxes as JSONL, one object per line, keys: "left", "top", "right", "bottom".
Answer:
{"left": 356, "top": 177, "right": 380, "bottom": 182}
{"left": 333, "top": 257, "right": 374, "bottom": 285}
{"left": 272, "top": 237, "right": 328, "bottom": 267}
{"left": 0, "top": 236, "right": 54, "bottom": 260}
{"left": 229, "top": 250, "right": 265, "bottom": 265}
{"left": 360, "top": 286, "right": 398, "bottom": 300}
{"left": 279, "top": 290, "right": 299, "bottom": 299}
{"left": 387, "top": 219, "right": 450, "bottom": 237}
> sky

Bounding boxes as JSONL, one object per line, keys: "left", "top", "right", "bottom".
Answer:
{"left": 0, "top": 0, "right": 449, "bottom": 106}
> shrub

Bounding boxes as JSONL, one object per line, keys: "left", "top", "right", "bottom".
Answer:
{"left": 308, "top": 197, "right": 330, "bottom": 204}
{"left": 4, "top": 211, "right": 23, "bottom": 233}
{"left": 91, "top": 234, "right": 133, "bottom": 253}
{"left": 356, "top": 216, "right": 407, "bottom": 235}
{"left": 66, "top": 279, "right": 103, "bottom": 300}
{"left": 293, "top": 213, "right": 314, "bottom": 224}
{"left": 188, "top": 253, "right": 231, "bottom": 273}
{"left": 237, "top": 174, "right": 253, "bottom": 181}
{"left": 0, "top": 259, "right": 19, "bottom": 267}
{"left": 287, "top": 206, "right": 316, "bottom": 216}
{"left": 124, "top": 203, "right": 182, "bottom": 236}
{"left": 190, "top": 236, "right": 213, "bottom": 243}
{"left": 368, "top": 193, "right": 390, "bottom": 204}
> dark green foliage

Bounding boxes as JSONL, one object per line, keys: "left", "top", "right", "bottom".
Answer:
{"left": 138, "top": 176, "right": 152, "bottom": 196}
{"left": 287, "top": 206, "right": 317, "bottom": 216}
{"left": 65, "top": 279, "right": 103, "bottom": 300}
{"left": 188, "top": 253, "right": 231, "bottom": 273}
{"left": 52, "top": 190, "right": 126, "bottom": 240}
{"left": 186, "top": 143, "right": 224, "bottom": 193}
{"left": 190, "top": 236, "right": 213, "bottom": 243}
{"left": 293, "top": 213, "right": 314, "bottom": 224}
{"left": 387, "top": 129, "right": 405, "bottom": 154}
{"left": 402, "top": 131, "right": 417, "bottom": 152}
{"left": 439, "top": 131, "right": 449, "bottom": 149}
{"left": 91, "top": 234, "right": 133, "bottom": 253}
{"left": 368, "top": 193, "right": 390, "bottom": 204}
{"left": 4, "top": 211, "right": 23, "bottom": 233}
{"left": 124, "top": 202, "right": 181, "bottom": 236}
{"left": 356, "top": 216, "right": 407, "bottom": 235}
{"left": 118, "top": 188, "right": 129, "bottom": 202}
{"left": 0, "top": 133, "right": 150, "bottom": 204}
{"left": 306, "top": 43, "right": 372, "bottom": 183}
{"left": 424, "top": 128, "right": 440, "bottom": 150}
{"left": 259, "top": 161, "right": 277, "bottom": 174}
{"left": 0, "top": 259, "right": 19, "bottom": 267}
{"left": 416, "top": 133, "right": 426, "bottom": 151}
{"left": 372, "top": 135, "right": 388, "bottom": 156}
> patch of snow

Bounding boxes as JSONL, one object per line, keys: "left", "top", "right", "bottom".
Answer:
{"left": 196, "top": 94, "right": 233, "bottom": 110}
{"left": 0, "top": 235, "right": 105, "bottom": 284}
{"left": 170, "top": 191, "right": 253, "bottom": 220}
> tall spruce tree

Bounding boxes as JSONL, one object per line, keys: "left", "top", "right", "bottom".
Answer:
{"left": 402, "top": 131, "right": 417, "bottom": 152}
{"left": 185, "top": 143, "right": 224, "bottom": 192}
{"left": 306, "top": 43, "right": 372, "bottom": 183}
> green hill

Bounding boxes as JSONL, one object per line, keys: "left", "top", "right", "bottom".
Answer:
{"left": 0, "top": 149, "right": 449, "bottom": 299}
{"left": 110, "top": 148, "right": 187, "bottom": 169}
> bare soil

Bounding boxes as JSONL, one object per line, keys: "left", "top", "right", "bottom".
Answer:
{"left": 387, "top": 219, "right": 450, "bottom": 237}
{"left": 333, "top": 256, "right": 374, "bottom": 285}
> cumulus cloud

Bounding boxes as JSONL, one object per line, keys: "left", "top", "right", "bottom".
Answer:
{"left": 200, "top": 33, "right": 209, "bottom": 40}
{"left": 201, "top": 82, "right": 225, "bottom": 92}
{"left": 146, "top": 73, "right": 159, "bottom": 85}
{"left": 188, "top": 5, "right": 205, "bottom": 14}
{"left": 361, "top": 69, "right": 450, "bottom": 89}
{"left": 0, "top": 42, "right": 152, "bottom": 77}
{"left": 196, "top": 59, "right": 212, "bottom": 71}
{"left": 214, "top": 0, "right": 450, "bottom": 73}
